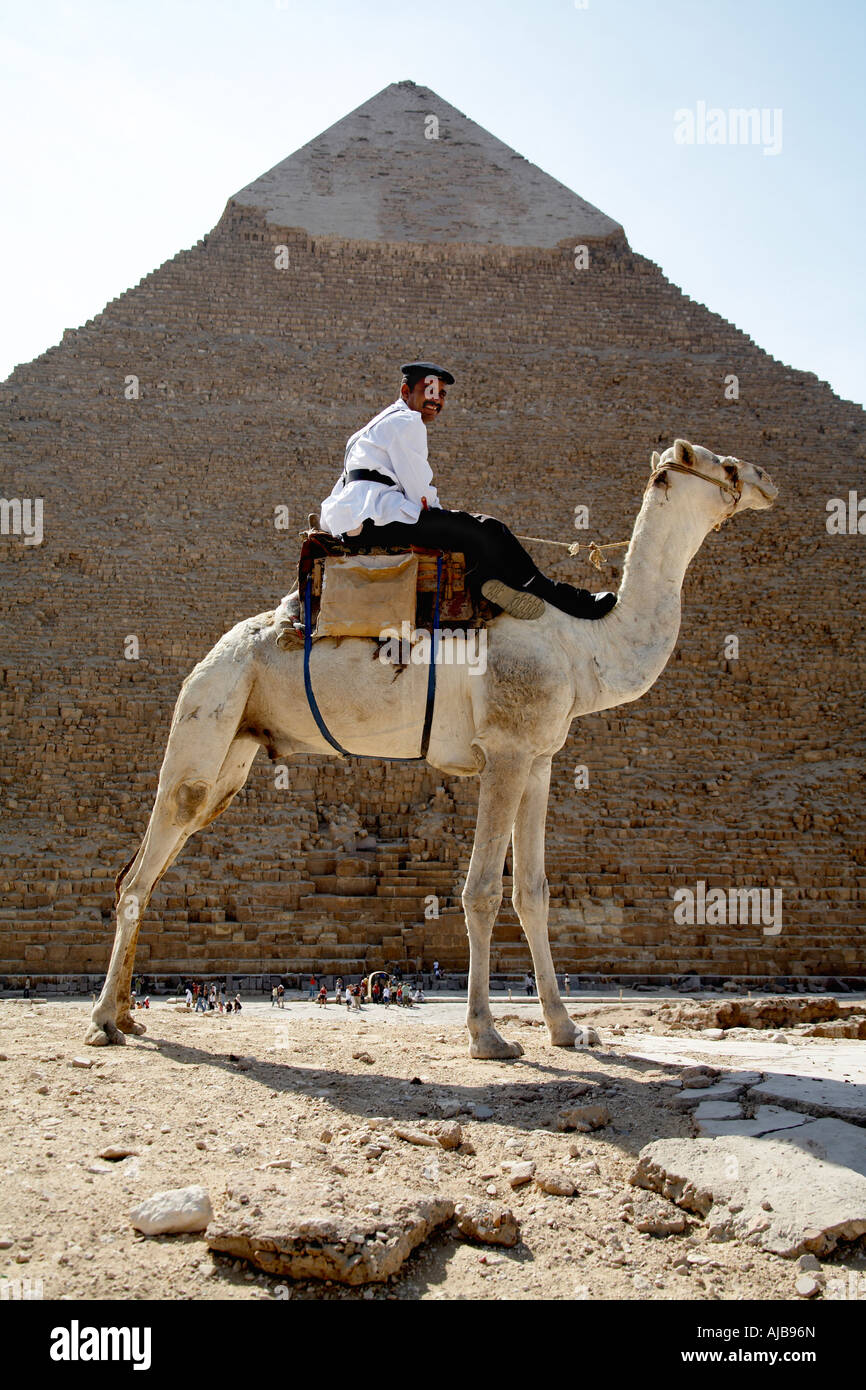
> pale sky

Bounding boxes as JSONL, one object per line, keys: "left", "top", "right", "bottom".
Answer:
{"left": 1, "top": 0, "right": 864, "bottom": 406}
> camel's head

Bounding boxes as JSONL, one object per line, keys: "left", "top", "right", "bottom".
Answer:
{"left": 650, "top": 439, "right": 778, "bottom": 521}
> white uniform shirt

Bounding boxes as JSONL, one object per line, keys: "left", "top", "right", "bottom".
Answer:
{"left": 319, "top": 399, "right": 441, "bottom": 536}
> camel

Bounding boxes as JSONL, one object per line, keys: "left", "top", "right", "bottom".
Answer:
{"left": 85, "top": 439, "right": 777, "bottom": 1057}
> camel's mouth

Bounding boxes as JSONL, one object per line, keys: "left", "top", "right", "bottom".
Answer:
{"left": 750, "top": 468, "right": 778, "bottom": 507}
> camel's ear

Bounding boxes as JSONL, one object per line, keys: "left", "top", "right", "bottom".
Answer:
{"left": 674, "top": 438, "right": 696, "bottom": 468}
{"left": 650, "top": 450, "right": 661, "bottom": 472}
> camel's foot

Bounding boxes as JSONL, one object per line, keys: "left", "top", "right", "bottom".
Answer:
{"left": 85, "top": 1018, "right": 127, "bottom": 1047}
{"left": 469, "top": 1029, "right": 524, "bottom": 1060}
{"left": 116, "top": 1014, "right": 147, "bottom": 1036}
{"left": 547, "top": 1018, "right": 578, "bottom": 1048}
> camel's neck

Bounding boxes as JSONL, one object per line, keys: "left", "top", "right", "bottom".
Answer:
{"left": 566, "top": 483, "right": 712, "bottom": 712}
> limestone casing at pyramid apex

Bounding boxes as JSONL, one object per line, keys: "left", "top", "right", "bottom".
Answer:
{"left": 232, "top": 79, "right": 623, "bottom": 248}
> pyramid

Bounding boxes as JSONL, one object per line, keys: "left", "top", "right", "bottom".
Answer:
{"left": 0, "top": 82, "right": 863, "bottom": 989}
{"left": 233, "top": 80, "right": 622, "bottom": 246}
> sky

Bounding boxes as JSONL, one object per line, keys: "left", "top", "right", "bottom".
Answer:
{"left": 1, "top": 0, "right": 864, "bottom": 406}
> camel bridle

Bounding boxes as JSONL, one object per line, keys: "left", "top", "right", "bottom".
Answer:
{"left": 648, "top": 455, "right": 752, "bottom": 530}
{"left": 518, "top": 452, "right": 775, "bottom": 567}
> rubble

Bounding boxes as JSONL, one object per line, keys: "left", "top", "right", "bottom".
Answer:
{"left": 206, "top": 1193, "right": 455, "bottom": 1284}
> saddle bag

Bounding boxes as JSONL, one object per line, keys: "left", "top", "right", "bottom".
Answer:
{"left": 315, "top": 552, "right": 418, "bottom": 638}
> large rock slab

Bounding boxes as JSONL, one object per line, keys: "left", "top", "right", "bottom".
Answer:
{"left": 695, "top": 1105, "right": 810, "bottom": 1139}
{"left": 206, "top": 1192, "right": 454, "bottom": 1284}
{"left": 659, "top": 997, "right": 861, "bottom": 1032}
{"left": 748, "top": 1075, "right": 866, "bottom": 1125}
{"left": 630, "top": 1120, "right": 866, "bottom": 1257}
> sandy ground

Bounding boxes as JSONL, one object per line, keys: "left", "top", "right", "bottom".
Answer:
{"left": 1, "top": 992, "right": 865, "bottom": 1302}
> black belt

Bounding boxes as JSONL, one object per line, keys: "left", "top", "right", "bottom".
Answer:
{"left": 340, "top": 468, "right": 395, "bottom": 488}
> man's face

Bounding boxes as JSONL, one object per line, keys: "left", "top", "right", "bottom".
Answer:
{"left": 402, "top": 374, "right": 447, "bottom": 425}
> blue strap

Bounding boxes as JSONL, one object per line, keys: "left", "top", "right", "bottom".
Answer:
{"left": 304, "top": 579, "right": 352, "bottom": 756}
{"left": 302, "top": 560, "right": 442, "bottom": 762}
{"left": 419, "top": 554, "right": 442, "bottom": 759}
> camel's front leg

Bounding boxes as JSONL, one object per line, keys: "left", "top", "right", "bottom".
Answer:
{"left": 464, "top": 751, "right": 531, "bottom": 1059}
{"left": 512, "top": 755, "right": 576, "bottom": 1048}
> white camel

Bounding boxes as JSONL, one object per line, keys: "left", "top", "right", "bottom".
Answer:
{"left": 86, "top": 440, "right": 777, "bottom": 1057}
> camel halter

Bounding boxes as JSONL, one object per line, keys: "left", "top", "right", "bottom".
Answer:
{"left": 517, "top": 455, "right": 758, "bottom": 570}
{"left": 646, "top": 456, "right": 742, "bottom": 531}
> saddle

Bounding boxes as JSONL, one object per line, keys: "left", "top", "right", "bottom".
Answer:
{"left": 293, "top": 527, "right": 495, "bottom": 640}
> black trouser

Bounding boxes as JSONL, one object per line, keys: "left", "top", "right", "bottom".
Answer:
{"left": 356, "top": 509, "right": 548, "bottom": 599}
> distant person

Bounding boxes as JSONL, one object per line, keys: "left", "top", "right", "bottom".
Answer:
{"left": 234, "top": 992, "right": 242, "bottom": 1012}
{"left": 277, "top": 983, "right": 285, "bottom": 1009}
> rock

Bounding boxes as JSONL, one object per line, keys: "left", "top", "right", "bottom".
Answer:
{"left": 630, "top": 1119, "right": 866, "bottom": 1257}
{"left": 471, "top": 1104, "right": 494, "bottom": 1120}
{"left": 797, "top": 1253, "right": 822, "bottom": 1271}
{"left": 454, "top": 1202, "right": 520, "bottom": 1247}
{"left": 623, "top": 1190, "right": 689, "bottom": 1235}
{"left": 534, "top": 1171, "right": 576, "bottom": 1197}
{"left": 501, "top": 1160, "right": 535, "bottom": 1188}
{"left": 429, "top": 1121, "right": 462, "bottom": 1150}
{"left": 694, "top": 1105, "right": 809, "bottom": 1139}
{"left": 681, "top": 1066, "right": 719, "bottom": 1084}
{"left": 672, "top": 1081, "right": 752, "bottom": 1110}
{"left": 679, "top": 975, "right": 701, "bottom": 991}
{"left": 702, "top": 1029, "right": 726, "bottom": 1040}
{"left": 660, "top": 996, "right": 855, "bottom": 1032}
{"left": 98, "top": 1146, "right": 140, "bottom": 1161}
{"left": 392, "top": 1126, "right": 439, "bottom": 1148}
{"left": 69, "top": 1057, "right": 93, "bottom": 1069}
{"left": 555, "top": 1104, "right": 610, "bottom": 1132}
{"left": 692, "top": 1101, "right": 744, "bottom": 1133}
{"left": 748, "top": 1076, "right": 866, "bottom": 1126}
{"left": 131, "top": 1185, "right": 214, "bottom": 1236}
{"left": 437, "top": 1100, "right": 463, "bottom": 1119}
{"left": 795, "top": 1275, "right": 821, "bottom": 1298}
{"left": 352, "top": 1052, "right": 374, "bottom": 1065}
{"left": 0, "top": 1237, "right": 14, "bottom": 1249}
{"left": 207, "top": 1192, "right": 454, "bottom": 1284}
{"left": 574, "top": 1026, "right": 601, "bottom": 1048}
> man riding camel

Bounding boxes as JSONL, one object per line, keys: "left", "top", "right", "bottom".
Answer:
{"left": 278, "top": 361, "right": 615, "bottom": 642}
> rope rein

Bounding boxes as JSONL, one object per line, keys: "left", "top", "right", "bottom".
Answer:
{"left": 516, "top": 456, "right": 751, "bottom": 571}
{"left": 515, "top": 534, "right": 628, "bottom": 571}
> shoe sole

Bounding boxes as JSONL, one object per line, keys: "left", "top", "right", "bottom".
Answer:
{"left": 481, "top": 580, "right": 545, "bottom": 620}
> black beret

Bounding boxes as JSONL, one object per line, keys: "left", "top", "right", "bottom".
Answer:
{"left": 400, "top": 360, "right": 455, "bottom": 386}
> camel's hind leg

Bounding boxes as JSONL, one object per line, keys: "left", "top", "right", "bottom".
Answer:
{"left": 512, "top": 755, "right": 576, "bottom": 1048}
{"left": 86, "top": 654, "right": 260, "bottom": 1045}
